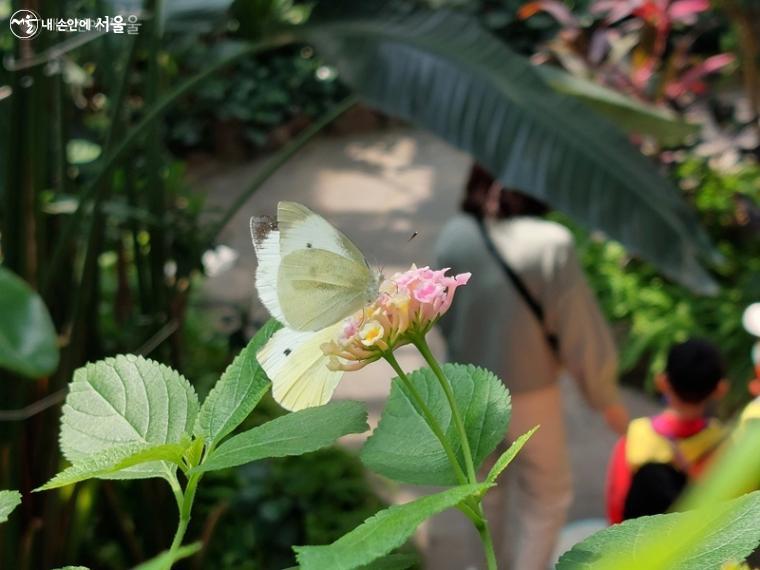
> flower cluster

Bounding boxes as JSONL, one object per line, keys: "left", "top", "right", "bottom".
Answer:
{"left": 322, "top": 265, "right": 470, "bottom": 371}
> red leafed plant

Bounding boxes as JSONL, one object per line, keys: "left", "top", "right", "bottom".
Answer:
{"left": 520, "top": 0, "right": 735, "bottom": 106}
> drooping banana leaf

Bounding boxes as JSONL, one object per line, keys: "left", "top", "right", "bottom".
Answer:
{"left": 533, "top": 65, "right": 699, "bottom": 145}
{"left": 160, "top": 1, "right": 718, "bottom": 292}
{"left": 293, "top": 7, "right": 718, "bottom": 294}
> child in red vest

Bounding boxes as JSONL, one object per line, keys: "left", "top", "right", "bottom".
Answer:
{"left": 606, "top": 339, "right": 728, "bottom": 524}
{"left": 738, "top": 303, "right": 760, "bottom": 426}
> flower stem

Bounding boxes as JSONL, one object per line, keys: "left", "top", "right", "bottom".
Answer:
{"left": 412, "top": 335, "right": 478, "bottom": 483}
{"left": 412, "top": 335, "right": 498, "bottom": 570}
{"left": 169, "top": 472, "right": 202, "bottom": 554}
{"left": 383, "top": 351, "right": 469, "bottom": 486}
{"left": 476, "top": 509, "right": 499, "bottom": 570}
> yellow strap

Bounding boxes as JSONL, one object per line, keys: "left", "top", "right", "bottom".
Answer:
{"left": 625, "top": 417, "right": 726, "bottom": 470}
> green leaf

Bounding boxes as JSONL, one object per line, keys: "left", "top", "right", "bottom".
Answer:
{"left": 194, "top": 319, "right": 281, "bottom": 447}
{"left": 533, "top": 65, "right": 698, "bottom": 145}
{"left": 298, "top": 8, "right": 718, "bottom": 293}
{"left": 36, "top": 440, "right": 190, "bottom": 491}
{"left": 295, "top": 484, "right": 490, "bottom": 570}
{"left": 486, "top": 426, "right": 538, "bottom": 484}
{"left": 0, "top": 490, "right": 21, "bottom": 523}
{"left": 355, "top": 553, "right": 418, "bottom": 570}
{"left": 194, "top": 401, "right": 368, "bottom": 473}
{"left": 0, "top": 266, "right": 59, "bottom": 378}
{"left": 282, "top": 553, "right": 417, "bottom": 570}
{"left": 59, "top": 355, "right": 199, "bottom": 481}
{"left": 132, "top": 543, "right": 201, "bottom": 570}
{"left": 556, "top": 491, "right": 760, "bottom": 570}
{"left": 361, "top": 364, "right": 510, "bottom": 485}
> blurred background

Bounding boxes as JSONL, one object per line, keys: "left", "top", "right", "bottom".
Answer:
{"left": 0, "top": 0, "right": 758, "bottom": 568}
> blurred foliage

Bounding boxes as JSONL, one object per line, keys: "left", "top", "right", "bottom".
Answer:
{"left": 196, "top": 447, "right": 386, "bottom": 570}
{"left": 165, "top": 44, "right": 347, "bottom": 154}
{"left": 568, "top": 156, "right": 760, "bottom": 410}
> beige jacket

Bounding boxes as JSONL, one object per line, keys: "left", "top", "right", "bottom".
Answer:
{"left": 434, "top": 214, "right": 620, "bottom": 410}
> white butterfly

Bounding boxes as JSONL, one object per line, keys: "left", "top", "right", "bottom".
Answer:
{"left": 251, "top": 202, "right": 381, "bottom": 411}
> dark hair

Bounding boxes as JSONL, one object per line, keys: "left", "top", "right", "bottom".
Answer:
{"left": 461, "top": 163, "right": 549, "bottom": 220}
{"left": 665, "top": 339, "right": 724, "bottom": 404}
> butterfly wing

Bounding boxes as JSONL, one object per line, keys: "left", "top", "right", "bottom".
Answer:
{"left": 257, "top": 324, "right": 344, "bottom": 411}
{"left": 275, "top": 202, "right": 379, "bottom": 331}
{"left": 277, "top": 201, "right": 366, "bottom": 260}
{"left": 250, "top": 216, "right": 287, "bottom": 323}
{"left": 278, "top": 248, "right": 377, "bottom": 331}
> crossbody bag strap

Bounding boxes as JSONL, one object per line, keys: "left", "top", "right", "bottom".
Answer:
{"left": 475, "top": 217, "right": 560, "bottom": 358}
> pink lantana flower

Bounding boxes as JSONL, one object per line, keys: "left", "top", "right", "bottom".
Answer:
{"left": 322, "top": 265, "right": 470, "bottom": 371}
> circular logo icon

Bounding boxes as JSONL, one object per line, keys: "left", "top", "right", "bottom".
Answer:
{"left": 9, "top": 10, "right": 42, "bottom": 40}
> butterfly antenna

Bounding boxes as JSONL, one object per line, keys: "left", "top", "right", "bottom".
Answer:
{"left": 408, "top": 231, "right": 419, "bottom": 242}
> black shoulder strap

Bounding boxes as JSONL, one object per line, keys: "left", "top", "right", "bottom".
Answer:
{"left": 475, "top": 217, "right": 560, "bottom": 357}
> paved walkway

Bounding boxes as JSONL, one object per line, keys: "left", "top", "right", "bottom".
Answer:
{"left": 194, "top": 127, "right": 659, "bottom": 569}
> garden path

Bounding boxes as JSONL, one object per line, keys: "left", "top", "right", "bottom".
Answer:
{"left": 195, "top": 126, "right": 659, "bottom": 569}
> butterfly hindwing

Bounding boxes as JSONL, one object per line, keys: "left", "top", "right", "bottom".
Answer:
{"left": 278, "top": 248, "right": 376, "bottom": 331}
{"left": 257, "top": 324, "right": 344, "bottom": 411}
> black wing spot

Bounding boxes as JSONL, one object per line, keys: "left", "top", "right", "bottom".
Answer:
{"left": 284, "top": 349, "right": 292, "bottom": 356}
{"left": 306, "top": 242, "right": 312, "bottom": 248}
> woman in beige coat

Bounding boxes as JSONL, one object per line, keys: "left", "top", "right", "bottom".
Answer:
{"left": 435, "top": 164, "right": 628, "bottom": 570}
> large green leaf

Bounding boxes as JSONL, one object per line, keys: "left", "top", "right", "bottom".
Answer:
{"left": 0, "top": 266, "right": 59, "bottom": 378}
{"left": 297, "top": 7, "right": 718, "bottom": 293}
{"left": 295, "top": 483, "right": 490, "bottom": 570}
{"left": 556, "top": 491, "right": 760, "bottom": 570}
{"left": 36, "top": 440, "right": 190, "bottom": 491}
{"left": 533, "top": 65, "right": 698, "bottom": 145}
{"left": 194, "top": 400, "right": 369, "bottom": 473}
{"left": 194, "top": 319, "right": 281, "bottom": 448}
{"left": 361, "top": 364, "right": 510, "bottom": 485}
{"left": 59, "top": 355, "right": 199, "bottom": 481}
{"left": 0, "top": 490, "right": 21, "bottom": 523}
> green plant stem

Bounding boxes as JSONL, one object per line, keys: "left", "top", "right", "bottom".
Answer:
{"left": 382, "top": 351, "right": 483, "bottom": 525}
{"left": 412, "top": 334, "right": 498, "bottom": 570}
{"left": 382, "top": 351, "right": 468, "bottom": 485}
{"left": 169, "top": 472, "right": 202, "bottom": 555}
{"left": 412, "top": 335, "right": 477, "bottom": 483}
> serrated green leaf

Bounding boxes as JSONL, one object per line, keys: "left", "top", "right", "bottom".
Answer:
{"left": 361, "top": 364, "right": 510, "bottom": 485}
{"left": 486, "top": 426, "right": 538, "bottom": 484}
{"left": 356, "top": 553, "right": 418, "bottom": 570}
{"left": 282, "top": 553, "right": 417, "bottom": 570}
{"left": 36, "top": 440, "right": 190, "bottom": 491}
{"left": 0, "top": 266, "right": 59, "bottom": 378}
{"left": 60, "top": 355, "right": 199, "bottom": 481}
{"left": 556, "top": 491, "right": 760, "bottom": 570}
{"left": 193, "top": 401, "right": 368, "bottom": 473}
{"left": 0, "top": 490, "right": 21, "bottom": 523}
{"left": 194, "top": 319, "right": 281, "bottom": 447}
{"left": 132, "top": 542, "right": 201, "bottom": 570}
{"left": 295, "top": 484, "right": 490, "bottom": 570}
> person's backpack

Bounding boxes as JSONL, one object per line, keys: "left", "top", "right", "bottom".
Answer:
{"left": 621, "top": 417, "right": 725, "bottom": 521}
{"left": 623, "top": 462, "right": 687, "bottom": 519}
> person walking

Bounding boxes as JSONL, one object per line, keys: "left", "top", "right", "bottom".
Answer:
{"left": 434, "top": 164, "right": 629, "bottom": 570}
